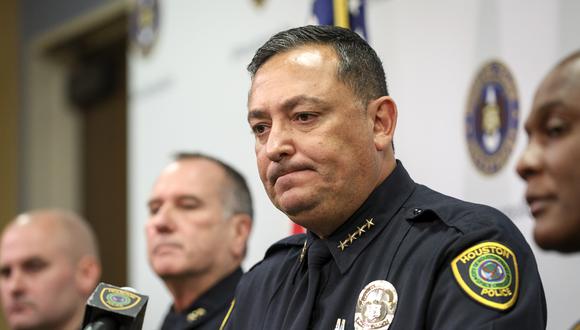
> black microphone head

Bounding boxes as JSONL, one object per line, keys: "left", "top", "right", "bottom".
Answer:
{"left": 82, "top": 282, "right": 149, "bottom": 330}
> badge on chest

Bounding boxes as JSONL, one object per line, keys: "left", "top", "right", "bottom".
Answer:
{"left": 354, "top": 280, "right": 398, "bottom": 330}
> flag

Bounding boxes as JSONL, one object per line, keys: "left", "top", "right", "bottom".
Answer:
{"left": 311, "top": 0, "right": 367, "bottom": 40}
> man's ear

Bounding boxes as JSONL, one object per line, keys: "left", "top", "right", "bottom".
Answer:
{"left": 75, "top": 255, "right": 102, "bottom": 297}
{"left": 229, "top": 214, "right": 252, "bottom": 260}
{"left": 368, "top": 96, "right": 397, "bottom": 151}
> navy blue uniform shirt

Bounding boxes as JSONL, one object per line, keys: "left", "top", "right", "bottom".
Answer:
{"left": 161, "top": 268, "right": 241, "bottom": 330}
{"left": 223, "top": 162, "right": 546, "bottom": 330}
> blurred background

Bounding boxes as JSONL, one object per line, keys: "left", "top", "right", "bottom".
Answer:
{"left": 1, "top": 0, "right": 579, "bottom": 329}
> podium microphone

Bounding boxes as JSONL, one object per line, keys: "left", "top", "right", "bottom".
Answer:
{"left": 82, "top": 282, "right": 149, "bottom": 330}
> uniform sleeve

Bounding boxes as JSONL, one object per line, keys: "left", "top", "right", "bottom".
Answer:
{"left": 425, "top": 215, "right": 547, "bottom": 329}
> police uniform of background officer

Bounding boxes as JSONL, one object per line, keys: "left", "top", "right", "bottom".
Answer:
{"left": 161, "top": 268, "right": 241, "bottom": 330}
{"left": 225, "top": 162, "right": 546, "bottom": 329}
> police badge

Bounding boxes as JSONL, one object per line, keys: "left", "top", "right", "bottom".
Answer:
{"left": 355, "top": 280, "right": 398, "bottom": 330}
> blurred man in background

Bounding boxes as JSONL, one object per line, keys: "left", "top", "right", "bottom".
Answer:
{"left": 146, "top": 153, "right": 253, "bottom": 330}
{"left": 517, "top": 51, "right": 580, "bottom": 253}
{"left": 0, "top": 209, "right": 102, "bottom": 330}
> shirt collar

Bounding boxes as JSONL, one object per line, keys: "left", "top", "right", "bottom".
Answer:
{"left": 169, "top": 267, "right": 242, "bottom": 326}
{"left": 315, "top": 160, "right": 416, "bottom": 274}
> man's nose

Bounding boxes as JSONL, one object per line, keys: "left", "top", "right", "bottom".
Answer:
{"left": 6, "top": 269, "right": 26, "bottom": 295}
{"left": 516, "top": 140, "right": 543, "bottom": 181}
{"left": 150, "top": 205, "right": 176, "bottom": 233}
{"left": 265, "top": 122, "right": 295, "bottom": 162}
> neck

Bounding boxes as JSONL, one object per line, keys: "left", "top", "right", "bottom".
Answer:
{"left": 306, "top": 157, "right": 396, "bottom": 238}
{"left": 46, "top": 306, "right": 85, "bottom": 330}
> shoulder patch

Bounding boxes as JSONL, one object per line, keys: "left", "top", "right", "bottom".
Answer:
{"left": 451, "top": 241, "right": 519, "bottom": 310}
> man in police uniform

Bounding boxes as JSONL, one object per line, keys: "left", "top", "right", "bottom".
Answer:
{"left": 223, "top": 25, "right": 546, "bottom": 329}
{"left": 146, "top": 153, "right": 253, "bottom": 329}
{"left": 517, "top": 51, "right": 580, "bottom": 254}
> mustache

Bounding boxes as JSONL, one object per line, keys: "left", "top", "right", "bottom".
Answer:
{"left": 267, "top": 162, "right": 315, "bottom": 184}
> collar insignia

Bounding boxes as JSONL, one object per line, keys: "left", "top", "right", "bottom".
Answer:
{"left": 299, "top": 240, "right": 307, "bottom": 263}
{"left": 338, "top": 218, "right": 375, "bottom": 251}
{"left": 187, "top": 307, "right": 206, "bottom": 322}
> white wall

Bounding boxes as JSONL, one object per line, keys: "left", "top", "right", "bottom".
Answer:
{"left": 129, "top": 1, "right": 580, "bottom": 329}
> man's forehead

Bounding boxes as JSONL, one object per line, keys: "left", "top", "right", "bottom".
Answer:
{"left": 153, "top": 160, "right": 225, "bottom": 197}
{"left": 267, "top": 44, "right": 335, "bottom": 65}
{"left": 252, "top": 44, "right": 338, "bottom": 84}
{"left": 248, "top": 46, "right": 342, "bottom": 107}
{"left": 534, "top": 63, "right": 580, "bottom": 106}
{"left": 1, "top": 230, "right": 57, "bottom": 261}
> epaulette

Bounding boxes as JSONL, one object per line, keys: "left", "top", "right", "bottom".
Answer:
{"left": 264, "top": 233, "right": 307, "bottom": 259}
{"left": 404, "top": 184, "right": 509, "bottom": 235}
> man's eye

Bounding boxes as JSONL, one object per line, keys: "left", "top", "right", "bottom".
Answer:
{"left": 180, "top": 203, "right": 197, "bottom": 210}
{"left": 546, "top": 125, "right": 565, "bottom": 137}
{"left": 296, "top": 113, "right": 314, "bottom": 122}
{"left": 545, "top": 117, "right": 568, "bottom": 138}
{"left": 24, "top": 259, "right": 47, "bottom": 274}
{"left": 251, "top": 124, "right": 269, "bottom": 135}
{"left": 0, "top": 267, "right": 10, "bottom": 278}
{"left": 148, "top": 205, "right": 160, "bottom": 216}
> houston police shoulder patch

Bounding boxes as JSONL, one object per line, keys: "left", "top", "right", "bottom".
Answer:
{"left": 451, "top": 241, "right": 519, "bottom": 310}
{"left": 465, "top": 60, "right": 519, "bottom": 175}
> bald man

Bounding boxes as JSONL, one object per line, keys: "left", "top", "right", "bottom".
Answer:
{"left": 517, "top": 51, "right": 580, "bottom": 253}
{"left": 0, "top": 209, "right": 102, "bottom": 330}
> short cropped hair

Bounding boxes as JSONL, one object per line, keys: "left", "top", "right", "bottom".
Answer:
{"left": 555, "top": 49, "right": 580, "bottom": 70}
{"left": 174, "top": 152, "right": 254, "bottom": 219}
{"left": 248, "top": 25, "right": 388, "bottom": 106}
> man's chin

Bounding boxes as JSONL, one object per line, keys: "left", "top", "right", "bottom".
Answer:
{"left": 154, "top": 263, "right": 185, "bottom": 278}
{"left": 273, "top": 188, "right": 319, "bottom": 211}
{"left": 8, "top": 317, "right": 39, "bottom": 330}
{"left": 277, "top": 199, "right": 317, "bottom": 218}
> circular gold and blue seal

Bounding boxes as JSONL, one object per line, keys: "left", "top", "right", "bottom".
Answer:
{"left": 130, "top": 0, "right": 160, "bottom": 55}
{"left": 465, "top": 60, "right": 519, "bottom": 175}
{"left": 451, "top": 241, "right": 519, "bottom": 310}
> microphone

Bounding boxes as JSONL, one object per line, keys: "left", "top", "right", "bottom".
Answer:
{"left": 82, "top": 282, "right": 149, "bottom": 330}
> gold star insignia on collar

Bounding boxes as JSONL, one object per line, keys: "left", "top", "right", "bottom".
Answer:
{"left": 337, "top": 218, "right": 375, "bottom": 251}
{"left": 348, "top": 232, "right": 357, "bottom": 244}
{"left": 187, "top": 307, "right": 206, "bottom": 322}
